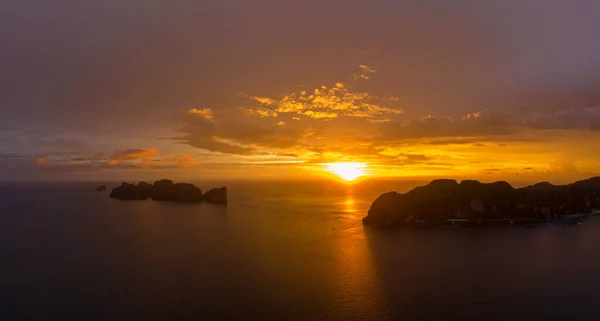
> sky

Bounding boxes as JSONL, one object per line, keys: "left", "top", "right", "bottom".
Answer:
{"left": 2, "top": 0, "right": 600, "bottom": 183}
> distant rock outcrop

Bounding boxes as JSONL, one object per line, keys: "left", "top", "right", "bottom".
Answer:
{"left": 109, "top": 182, "right": 151, "bottom": 200}
{"left": 109, "top": 180, "right": 227, "bottom": 204}
{"left": 363, "top": 177, "right": 600, "bottom": 228}
{"left": 95, "top": 185, "right": 107, "bottom": 192}
{"left": 149, "top": 179, "right": 203, "bottom": 202}
{"left": 202, "top": 187, "right": 228, "bottom": 204}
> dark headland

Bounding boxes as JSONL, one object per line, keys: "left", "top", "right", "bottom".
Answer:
{"left": 109, "top": 179, "right": 227, "bottom": 204}
{"left": 364, "top": 177, "right": 600, "bottom": 228}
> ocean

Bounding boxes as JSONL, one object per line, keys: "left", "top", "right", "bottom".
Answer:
{"left": 1, "top": 179, "right": 600, "bottom": 320}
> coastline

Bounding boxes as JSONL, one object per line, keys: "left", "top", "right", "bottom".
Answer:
{"left": 369, "top": 212, "right": 598, "bottom": 229}
{"left": 363, "top": 177, "right": 600, "bottom": 229}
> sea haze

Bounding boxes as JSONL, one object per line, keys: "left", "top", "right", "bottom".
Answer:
{"left": 1, "top": 179, "right": 600, "bottom": 320}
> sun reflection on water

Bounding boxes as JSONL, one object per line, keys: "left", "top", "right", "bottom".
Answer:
{"left": 344, "top": 197, "right": 356, "bottom": 213}
{"left": 329, "top": 189, "right": 389, "bottom": 319}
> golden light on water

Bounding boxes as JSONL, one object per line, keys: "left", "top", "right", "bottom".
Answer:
{"left": 325, "top": 162, "right": 367, "bottom": 182}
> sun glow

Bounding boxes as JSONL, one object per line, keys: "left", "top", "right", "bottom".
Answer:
{"left": 325, "top": 162, "right": 367, "bottom": 182}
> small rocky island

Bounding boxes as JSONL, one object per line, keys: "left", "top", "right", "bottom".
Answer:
{"left": 109, "top": 179, "right": 227, "bottom": 204}
{"left": 364, "top": 177, "right": 600, "bottom": 228}
{"left": 95, "top": 185, "right": 107, "bottom": 192}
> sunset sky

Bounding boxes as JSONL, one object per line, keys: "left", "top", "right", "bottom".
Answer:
{"left": 2, "top": 0, "right": 600, "bottom": 183}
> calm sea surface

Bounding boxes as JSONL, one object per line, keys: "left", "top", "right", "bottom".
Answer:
{"left": 2, "top": 179, "right": 600, "bottom": 321}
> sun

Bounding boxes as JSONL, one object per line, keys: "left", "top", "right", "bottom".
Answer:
{"left": 325, "top": 162, "right": 366, "bottom": 182}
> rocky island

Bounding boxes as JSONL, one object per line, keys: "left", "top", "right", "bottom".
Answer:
{"left": 109, "top": 179, "right": 227, "bottom": 204}
{"left": 95, "top": 185, "right": 107, "bottom": 192}
{"left": 363, "top": 177, "right": 600, "bottom": 228}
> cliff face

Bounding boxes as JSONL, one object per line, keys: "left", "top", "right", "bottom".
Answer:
{"left": 109, "top": 180, "right": 227, "bottom": 204}
{"left": 202, "top": 187, "right": 228, "bottom": 204}
{"left": 363, "top": 177, "right": 600, "bottom": 228}
{"left": 149, "top": 180, "right": 203, "bottom": 202}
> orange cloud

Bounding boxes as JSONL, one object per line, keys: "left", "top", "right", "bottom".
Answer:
{"left": 34, "top": 157, "right": 51, "bottom": 166}
{"left": 359, "top": 64, "right": 376, "bottom": 73}
{"left": 138, "top": 154, "right": 198, "bottom": 168}
{"left": 251, "top": 96, "right": 276, "bottom": 105}
{"left": 300, "top": 110, "right": 338, "bottom": 119}
{"left": 176, "top": 154, "right": 197, "bottom": 168}
{"left": 353, "top": 74, "right": 370, "bottom": 80}
{"left": 188, "top": 108, "right": 214, "bottom": 121}
{"left": 246, "top": 81, "right": 403, "bottom": 120}
{"left": 238, "top": 107, "right": 278, "bottom": 118}
{"left": 30, "top": 149, "right": 199, "bottom": 173}
{"left": 109, "top": 148, "right": 159, "bottom": 165}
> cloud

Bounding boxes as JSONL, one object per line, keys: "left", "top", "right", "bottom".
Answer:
{"left": 300, "top": 110, "right": 338, "bottom": 119}
{"left": 109, "top": 148, "right": 159, "bottom": 164}
{"left": 217, "top": 122, "right": 303, "bottom": 149}
{"left": 353, "top": 74, "right": 370, "bottom": 80}
{"left": 32, "top": 149, "right": 199, "bottom": 172}
{"left": 368, "top": 118, "right": 392, "bottom": 124}
{"left": 180, "top": 135, "right": 255, "bottom": 155}
{"left": 377, "top": 107, "right": 600, "bottom": 145}
{"left": 359, "top": 64, "right": 376, "bottom": 73}
{"left": 378, "top": 110, "right": 517, "bottom": 142}
{"left": 139, "top": 154, "right": 198, "bottom": 169}
{"left": 174, "top": 112, "right": 256, "bottom": 155}
{"left": 188, "top": 108, "right": 214, "bottom": 121}
{"left": 34, "top": 157, "right": 52, "bottom": 166}
{"left": 244, "top": 81, "right": 403, "bottom": 121}
{"left": 526, "top": 107, "right": 600, "bottom": 130}
{"left": 251, "top": 96, "right": 277, "bottom": 105}
{"left": 238, "top": 107, "right": 278, "bottom": 118}
{"left": 277, "top": 121, "right": 285, "bottom": 126}
{"left": 176, "top": 154, "right": 197, "bottom": 168}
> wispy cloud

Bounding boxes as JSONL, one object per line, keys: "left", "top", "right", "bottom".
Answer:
{"left": 109, "top": 148, "right": 159, "bottom": 164}
{"left": 358, "top": 64, "right": 376, "bottom": 73}
{"left": 251, "top": 96, "right": 277, "bottom": 105}
{"left": 353, "top": 74, "right": 370, "bottom": 80}
{"left": 33, "top": 149, "right": 199, "bottom": 172}
{"left": 239, "top": 93, "right": 277, "bottom": 106}
{"left": 34, "top": 157, "right": 51, "bottom": 166}
{"left": 188, "top": 108, "right": 214, "bottom": 121}
{"left": 237, "top": 107, "right": 278, "bottom": 118}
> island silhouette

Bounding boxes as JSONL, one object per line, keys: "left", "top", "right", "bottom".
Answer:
{"left": 364, "top": 177, "right": 600, "bottom": 228}
{"left": 109, "top": 179, "right": 227, "bottom": 204}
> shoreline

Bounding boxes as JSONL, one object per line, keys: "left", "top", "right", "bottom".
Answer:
{"left": 369, "top": 212, "right": 598, "bottom": 229}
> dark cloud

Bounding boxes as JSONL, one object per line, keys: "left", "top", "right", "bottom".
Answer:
{"left": 218, "top": 122, "right": 302, "bottom": 149}
{"left": 173, "top": 111, "right": 255, "bottom": 155}
{"left": 398, "top": 154, "right": 432, "bottom": 162}
{"left": 175, "top": 109, "right": 305, "bottom": 154}
{"left": 30, "top": 148, "right": 198, "bottom": 174}
{"left": 378, "top": 107, "right": 600, "bottom": 145}
{"left": 526, "top": 107, "right": 600, "bottom": 131}
{"left": 378, "top": 110, "right": 518, "bottom": 142}
{"left": 176, "top": 135, "right": 255, "bottom": 156}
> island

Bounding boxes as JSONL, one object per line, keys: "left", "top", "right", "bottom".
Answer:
{"left": 95, "top": 185, "right": 107, "bottom": 192}
{"left": 109, "top": 179, "right": 227, "bottom": 204}
{"left": 363, "top": 177, "right": 600, "bottom": 228}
